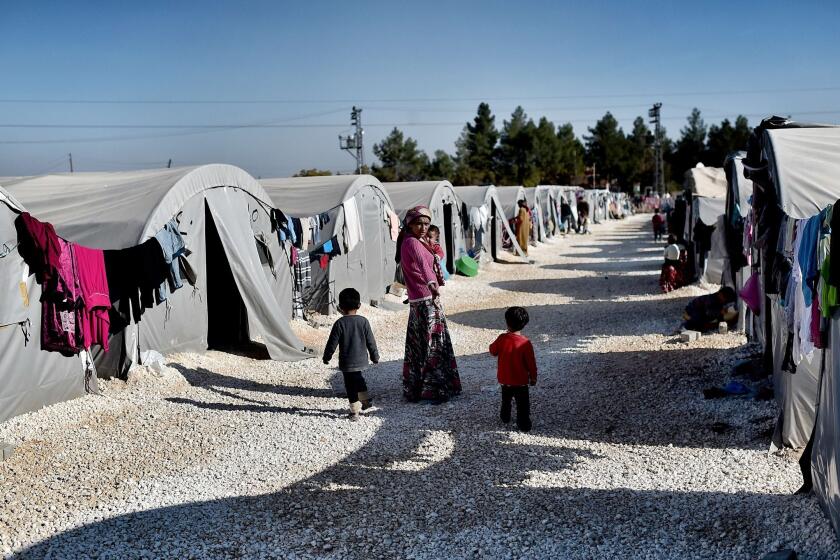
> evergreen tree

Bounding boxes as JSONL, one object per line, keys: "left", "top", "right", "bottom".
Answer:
{"left": 454, "top": 103, "right": 499, "bottom": 185}
{"left": 670, "top": 108, "right": 707, "bottom": 183}
{"left": 425, "top": 150, "right": 456, "bottom": 181}
{"left": 584, "top": 112, "right": 628, "bottom": 187}
{"left": 293, "top": 168, "right": 332, "bottom": 177}
{"left": 531, "top": 117, "right": 560, "bottom": 184}
{"left": 556, "top": 122, "right": 585, "bottom": 184}
{"left": 626, "top": 116, "right": 655, "bottom": 187}
{"left": 705, "top": 115, "right": 752, "bottom": 167}
{"left": 371, "top": 127, "right": 429, "bottom": 182}
{"left": 497, "top": 106, "right": 539, "bottom": 186}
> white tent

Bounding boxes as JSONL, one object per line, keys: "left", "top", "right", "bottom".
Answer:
{"left": 383, "top": 180, "right": 467, "bottom": 275}
{"left": 685, "top": 165, "right": 728, "bottom": 199}
{"left": 454, "top": 186, "right": 528, "bottom": 261}
{"left": 260, "top": 175, "right": 397, "bottom": 314}
{"left": 2, "top": 165, "right": 309, "bottom": 416}
{"left": 736, "top": 122, "right": 840, "bottom": 539}
{"left": 0, "top": 187, "right": 87, "bottom": 422}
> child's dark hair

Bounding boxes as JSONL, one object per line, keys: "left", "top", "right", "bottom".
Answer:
{"left": 338, "top": 288, "right": 361, "bottom": 311}
{"left": 428, "top": 224, "right": 440, "bottom": 236}
{"left": 505, "top": 306, "right": 529, "bottom": 332}
{"left": 718, "top": 286, "right": 736, "bottom": 303}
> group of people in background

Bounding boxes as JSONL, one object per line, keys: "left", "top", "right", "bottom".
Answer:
{"left": 322, "top": 204, "right": 537, "bottom": 430}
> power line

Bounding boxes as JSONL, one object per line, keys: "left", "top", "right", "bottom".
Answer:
{"left": 3, "top": 109, "right": 840, "bottom": 129}
{"left": 1, "top": 86, "right": 839, "bottom": 105}
{"left": 3, "top": 110, "right": 838, "bottom": 145}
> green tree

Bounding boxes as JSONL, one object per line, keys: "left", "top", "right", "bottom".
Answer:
{"left": 497, "top": 106, "right": 539, "bottom": 186}
{"left": 531, "top": 117, "right": 560, "bottom": 184}
{"left": 454, "top": 103, "right": 499, "bottom": 185}
{"left": 670, "top": 108, "right": 707, "bottom": 183}
{"left": 425, "top": 150, "right": 456, "bottom": 180}
{"left": 556, "top": 122, "right": 585, "bottom": 184}
{"left": 371, "top": 127, "right": 429, "bottom": 182}
{"left": 626, "top": 116, "right": 655, "bottom": 187}
{"left": 293, "top": 168, "right": 332, "bottom": 177}
{"left": 705, "top": 115, "right": 752, "bottom": 165}
{"left": 584, "top": 112, "right": 628, "bottom": 187}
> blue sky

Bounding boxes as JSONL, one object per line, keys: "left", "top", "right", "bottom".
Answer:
{"left": 1, "top": 0, "right": 839, "bottom": 177}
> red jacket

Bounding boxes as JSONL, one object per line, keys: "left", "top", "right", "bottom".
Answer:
{"left": 489, "top": 332, "right": 537, "bottom": 386}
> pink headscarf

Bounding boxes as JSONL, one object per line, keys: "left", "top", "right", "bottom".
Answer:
{"left": 403, "top": 205, "right": 432, "bottom": 226}
{"left": 395, "top": 206, "right": 433, "bottom": 264}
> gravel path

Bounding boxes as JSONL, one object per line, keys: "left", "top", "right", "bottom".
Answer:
{"left": 2, "top": 214, "right": 838, "bottom": 559}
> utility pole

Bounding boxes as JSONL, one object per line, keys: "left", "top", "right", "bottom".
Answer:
{"left": 648, "top": 102, "right": 664, "bottom": 195}
{"left": 68, "top": 153, "right": 74, "bottom": 173}
{"left": 167, "top": 158, "right": 172, "bottom": 169}
{"left": 339, "top": 106, "right": 365, "bottom": 173}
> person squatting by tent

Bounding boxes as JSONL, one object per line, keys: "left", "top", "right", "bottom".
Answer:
{"left": 682, "top": 287, "right": 738, "bottom": 332}
{"left": 660, "top": 234, "right": 686, "bottom": 293}
{"left": 396, "top": 205, "right": 461, "bottom": 403}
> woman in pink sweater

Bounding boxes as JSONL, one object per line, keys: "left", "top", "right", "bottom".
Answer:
{"left": 396, "top": 206, "right": 461, "bottom": 403}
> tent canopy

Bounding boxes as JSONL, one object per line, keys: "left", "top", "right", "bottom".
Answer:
{"left": 453, "top": 185, "right": 493, "bottom": 208}
{"left": 382, "top": 180, "right": 457, "bottom": 216}
{"left": 495, "top": 186, "right": 527, "bottom": 218}
{"left": 2, "top": 165, "right": 272, "bottom": 249}
{"left": 685, "top": 166, "right": 727, "bottom": 199}
{"left": 695, "top": 196, "right": 727, "bottom": 227}
{"left": 765, "top": 127, "right": 840, "bottom": 219}
{"left": 260, "top": 174, "right": 393, "bottom": 217}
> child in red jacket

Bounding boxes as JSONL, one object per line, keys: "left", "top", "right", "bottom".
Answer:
{"left": 489, "top": 306, "right": 537, "bottom": 432}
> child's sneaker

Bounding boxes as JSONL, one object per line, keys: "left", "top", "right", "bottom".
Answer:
{"left": 361, "top": 399, "right": 374, "bottom": 411}
{"left": 347, "top": 413, "right": 360, "bottom": 422}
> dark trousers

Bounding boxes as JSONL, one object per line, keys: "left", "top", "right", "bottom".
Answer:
{"left": 500, "top": 385, "right": 531, "bottom": 432}
{"left": 342, "top": 371, "right": 369, "bottom": 404}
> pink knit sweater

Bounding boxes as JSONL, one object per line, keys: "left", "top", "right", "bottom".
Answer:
{"left": 400, "top": 236, "right": 437, "bottom": 301}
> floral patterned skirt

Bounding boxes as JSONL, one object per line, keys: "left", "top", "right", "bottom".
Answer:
{"left": 402, "top": 299, "right": 461, "bottom": 402}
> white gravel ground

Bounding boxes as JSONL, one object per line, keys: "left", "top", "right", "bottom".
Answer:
{"left": 1, "top": 214, "right": 838, "bottom": 559}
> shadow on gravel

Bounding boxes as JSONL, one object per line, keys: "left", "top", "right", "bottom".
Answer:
{"left": 14, "top": 423, "right": 825, "bottom": 559}
{"left": 542, "top": 259, "right": 661, "bottom": 274}
{"left": 532, "top": 345, "right": 771, "bottom": 451}
{"left": 170, "top": 364, "right": 336, "bottom": 399}
{"left": 166, "top": 397, "right": 342, "bottom": 419}
{"left": 448, "top": 297, "right": 693, "bottom": 339}
{"left": 490, "top": 274, "right": 658, "bottom": 299}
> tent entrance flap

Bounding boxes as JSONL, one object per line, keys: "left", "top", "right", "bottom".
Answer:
{"left": 206, "top": 202, "right": 249, "bottom": 349}
{"left": 204, "top": 188, "right": 310, "bottom": 361}
{"left": 443, "top": 203, "right": 454, "bottom": 273}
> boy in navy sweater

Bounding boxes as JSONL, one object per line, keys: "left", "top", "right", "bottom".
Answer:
{"left": 323, "top": 288, "right": 379, "bottom": 421}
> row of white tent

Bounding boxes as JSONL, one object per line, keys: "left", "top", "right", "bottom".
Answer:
{"left": 0, "top": 170, "right": 620, "bottom": 423}
{"left": 721, "top": 121, "right": 840, "bottom": 538}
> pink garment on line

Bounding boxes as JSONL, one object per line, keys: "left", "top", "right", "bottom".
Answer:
{"left": 74, "top": 245, "right": 111, "bottom": 352}
{"left": 400, "top": 236, "right": 437, "bottom": 301}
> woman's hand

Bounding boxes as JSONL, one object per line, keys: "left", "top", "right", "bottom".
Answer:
{"left": 428, "top": 281, "right": 439, "bottom": 298}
